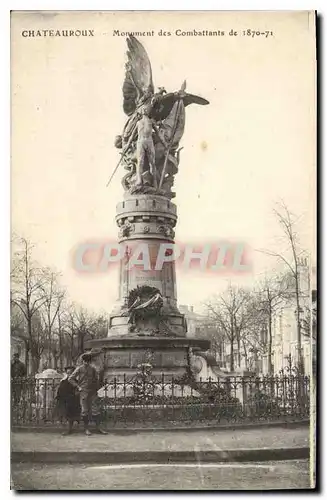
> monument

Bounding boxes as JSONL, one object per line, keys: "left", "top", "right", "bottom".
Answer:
{"left": 85, "top": 35, "right": 210, "bottom": 385}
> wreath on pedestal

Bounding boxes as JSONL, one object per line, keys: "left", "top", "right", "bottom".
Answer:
{"left": 128, "top": 285, "right": 163, "bottom": 318}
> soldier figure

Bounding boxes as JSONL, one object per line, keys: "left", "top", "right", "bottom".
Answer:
{"left": 135, "top": 104, "right": 157, "bottom": 187}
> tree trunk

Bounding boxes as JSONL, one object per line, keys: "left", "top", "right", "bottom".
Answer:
{"left": 230, "top": 341, "right": 234, "bottom": 371}
{"left": 58, "top": 332, "right": 63, "bottom": 371}
{"left": 78, "top": 331, "right": 85, "bottom": 354}
{"left": 218, "top": 343, "right": 223, "bottom": 363}
{"left": 242, "top": 340, "right": 248, "bottom": 370}
{"left": 295, "top": 274, "right": 304, "bottom": 376}
{"left": 27, "top": 317, "right": 38, "bottom": 375}
{"left": 267, "top": 303, "right": 273, "bottom": 375}
{"left": 24, "top": 339, "right": 30, "bottom": 374}
{"left": 58, "top": 315, "right": 63, "bottom": 371}
{"left": 230, "top": 314, "right": 234, "bottom": 372}
{"left": 53, "top": 354, "right": 58, "bottom": 370}
{"left": 70, "top": 336, "right": 74, "bottom": 364}
{"left": 237, "top": 337, "right": 241, "bottom": 368}
{"left": 47, "top": 339, "right": 52, "bottom": 368}
{"left": 31, "top": 349, "right": 40, "bottom": 374}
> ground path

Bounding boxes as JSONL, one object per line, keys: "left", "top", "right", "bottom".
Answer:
{"left": 12, "top": 460, "right": 311, "bottom": 490}
{"left": 12, "top": 425, "right": 309, "bottom": 453}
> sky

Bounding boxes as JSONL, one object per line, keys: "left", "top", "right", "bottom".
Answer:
{"left": 11, "top": 11, "right": 316, "bottom": 314}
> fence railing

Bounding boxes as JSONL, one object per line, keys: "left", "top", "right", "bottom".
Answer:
{"left": 11, "top": 374, "right": 310, "bottom": 426}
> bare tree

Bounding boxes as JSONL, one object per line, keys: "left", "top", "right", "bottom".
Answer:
{"left": 11, "top": 236, "right": 48, "bottom": 373}
{"left": 72, "top": 306, "right": 107, "bottom": 353}
{"left": 259, "top": 202, "right": 308, "bottom": 374}
{"left": 72, "top": 306, "right": 92, "bottom": 354}
{"left": 10, "top": 299, "right": 29, "bottom": 366}
{"left": 89, "top": 312, "right": 108, "bottom": 340}
{"left": 195, "top": 321, "right": 225, "bottom": 363}
{"left": 56, "top": 303, "right": 69, "bottom": 371}
{"left": 38, "top": 269, "right": 66, "bottom": 369}
{"left": 10, "top": 299, "right": 25, "bottom": 334}
{"left": 205, "top": 285, "right": 253, "bottom": 371}
{"left": 60, "top": 304, "right": 108, "bottom": 363}
{"left": 59, "top": 304, "right": 79, "bottom": 365}
{"left": 236, "top": 296, "right": 267, "bottom": 371}
{"left": 254, "top": 273, "right": 293, "bottom": 374}
{"left": 11, "top": 235, "right": 108, "bottom": 372}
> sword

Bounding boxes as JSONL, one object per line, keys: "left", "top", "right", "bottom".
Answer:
{"left": 106, "top": 121, "right": 138, "bottom": 188}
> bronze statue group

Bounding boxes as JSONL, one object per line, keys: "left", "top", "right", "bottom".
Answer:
{"left": 107, "top": 35, "right": 209, "bottom": 198}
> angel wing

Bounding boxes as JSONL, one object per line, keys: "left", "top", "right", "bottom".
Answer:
{"left": 151, "top": 92, "right": 209, "bottom": 121}
{"left": 123, "top": 35, "right": 154, "bottom": 116}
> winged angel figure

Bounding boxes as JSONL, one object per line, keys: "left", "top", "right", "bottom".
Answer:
{"left": 109, "top": 35, "right": 209, "bottom": 198}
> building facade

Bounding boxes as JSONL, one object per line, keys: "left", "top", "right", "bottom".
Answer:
{"left": 181, "top": 260, "right": 316, "bottom": 377}
{"left": 262, "top": 260, "right": 315, "bottom": 376}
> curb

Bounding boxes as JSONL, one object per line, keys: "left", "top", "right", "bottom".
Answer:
{"left": 11, "top": 447, "right": 309, "bottom": 464}
{"left": 12, "top": 419, "right": 309, "bottom": 434}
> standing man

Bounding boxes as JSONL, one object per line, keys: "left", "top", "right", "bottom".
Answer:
{"left": 11, "top": 353, "right": 26, "bottom": 406}
{"left": 68, "top": 353, "right": 107, "bottom": 436}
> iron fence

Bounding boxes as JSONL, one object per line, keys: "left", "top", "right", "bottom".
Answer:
{"left": 11, "top": 373, "right": 310, "bottom": 426}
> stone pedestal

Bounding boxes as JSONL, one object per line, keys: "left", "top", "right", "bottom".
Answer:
{"left": 86, "top": 194, "right": 210, "bottom": 383}
{"left": 85, "top": 337, "right": 210, "bottom": 383}
{"left": 108, "top": 193, "right": 186, "bottom": 337}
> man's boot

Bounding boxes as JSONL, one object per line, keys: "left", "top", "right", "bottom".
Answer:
{"left": 62, "top": 419, "right": 73, "bottom": 436}
{"left": 94, "top": 415, "right": 108, "bottom": 435}
{"left": 83, "top": 415, "right": 92, "bottom": 436}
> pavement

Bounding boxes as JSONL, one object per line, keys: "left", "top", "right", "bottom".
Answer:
{"left": 11, "top": 460, "right": 312, "bottom": 490}
{"left": 11, "top": 425, "right": 310, "bottom": 464}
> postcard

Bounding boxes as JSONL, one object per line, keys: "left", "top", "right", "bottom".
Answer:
{"left": 10, "top": 10, "right": 316, "bottom": 491}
